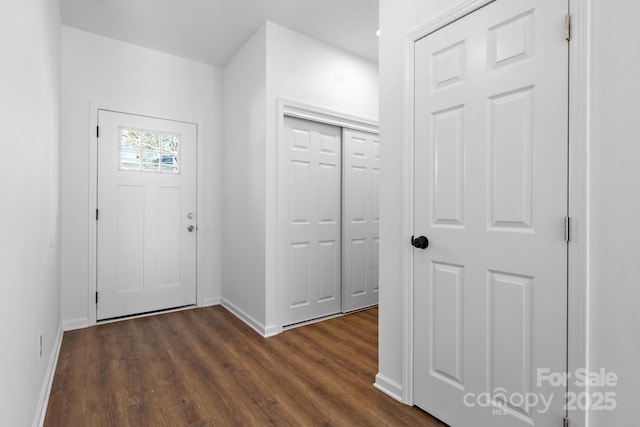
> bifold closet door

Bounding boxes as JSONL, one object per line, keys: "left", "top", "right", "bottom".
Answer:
{"left": 281, "top": 116, "right": 342, "bottom": 326}
{"left": 342, "top": 129, "right": 380, "bottom": 312}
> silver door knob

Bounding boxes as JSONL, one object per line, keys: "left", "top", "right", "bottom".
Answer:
{"left": 187, "top": 225, "right": 195, "bottom": 232}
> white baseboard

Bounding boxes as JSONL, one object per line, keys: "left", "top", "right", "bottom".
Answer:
{"left": 374, "top": 373, "right": 405, "bottom": 403}
{"left": 263, "top": 324, "right": 281, "bottom": 338}
{"left": 34, "top": 324, "right": 63, "bottom": 427}
{"left": 201, "top": 296, "right": 221, "bottom": 307}
{"left": 62, "top": 317, "right": 88, "bottom": 331}
{"left": 221, "top": 298, "right": 270, "bottom": 338}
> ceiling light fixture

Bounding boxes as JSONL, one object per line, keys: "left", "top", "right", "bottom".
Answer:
{"left": 376, "top": 29, "right": 380, "bottom": 37}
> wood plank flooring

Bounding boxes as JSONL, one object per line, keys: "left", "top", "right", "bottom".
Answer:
{"left": 44, "top": 306, "right": 446, "bottom": 426}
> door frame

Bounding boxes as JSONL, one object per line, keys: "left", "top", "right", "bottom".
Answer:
{"left": 269, "top": 98, "right": 379, "bottom": 335}
{"left": 87, "top": 101, "right": 204, "bottom": 326}
{"left": 399, "top": 1, "right": 590, "bottom": 426}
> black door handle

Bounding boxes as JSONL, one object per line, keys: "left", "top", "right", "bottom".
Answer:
{"left": 411, "top": 235, "right": 429, "bottom": 249}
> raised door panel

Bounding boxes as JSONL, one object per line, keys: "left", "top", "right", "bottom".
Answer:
{"left": 156, "top": 186, "right": 182, "bottom": 288}
{"left": 488, "top": 87, "right": 534, "bottom": 230}
{"left": 432, "top": 106, "right": 465, "bottom": 228}
{"left": 116, "top": 185, "right": 145, "bottom": 294}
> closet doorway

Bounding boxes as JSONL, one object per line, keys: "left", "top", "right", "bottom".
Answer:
{"left": 280, "top": 114, "right": 379, "bottom": 326}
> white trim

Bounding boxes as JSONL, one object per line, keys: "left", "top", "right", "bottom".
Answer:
{"left": 401, "top": 15, "right": 417, "bottom": 407}
{"left": 265, "top": 97, "right": 280, "bottom": 337}
{"left": 400, "top": 0, "right": 589, "bottom": 416}
{"left": 201, "top": 296, "right": 221, "bottom": 307}
{"left": 88, "top": 101, "right": 205, "bottom": 327}
{"left": 88, "top": 102, "right": 98, "bottom": 326}
{"left": 62, "top": 317, "right": 88, "bottom": 331}
{"left": 34, "top": 324, "right": 63, "bottom": 427}
{"left": 278, "top": 99, "right": 379, "bottom": 134}
{"left": 263, "top": 324, "right": 280, "bottom": 338}
{"left": 567, "top": 1, "right": 592, "bottom": 426}
{"left": 221, "top": 298, "right": 271, "bottom": 338}
{"left": 374, "top": 373, "right": 404, "bottom": 403}
{"left": 271, "top": 98, "right": 379, "bottom": 334}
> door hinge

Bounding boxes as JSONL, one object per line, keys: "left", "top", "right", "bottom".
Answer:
{"left": 96, "top": 126, "right": 100, "bottom": 138}
{"left": 95, "top": 291, "right": 99, "bottom": 304}
{"left": 565, "top": 216, "right": 571, "bottom": 242}
{"left": 96, "top": 208, "right": 99, "bottom": 221}
{"left": 565, "top": 14, "right": 572, "bottom": 41}
{"left": 563, "top": 415, "right": 569, "bottom": 427}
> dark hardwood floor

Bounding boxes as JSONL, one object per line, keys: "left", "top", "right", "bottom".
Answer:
{"left": 44, "top": 306, "right": 445, "bottom": 426}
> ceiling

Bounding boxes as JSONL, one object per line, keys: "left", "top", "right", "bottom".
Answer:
{"left": 60, "top": 0, "right": 379, "bottom": 67}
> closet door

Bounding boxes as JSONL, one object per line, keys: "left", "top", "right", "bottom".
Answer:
{"left": 281, "top": 116, "right": 342, "bottom": 326}
{"left": 342, "top": 129, "right": 380, "bottom": 312}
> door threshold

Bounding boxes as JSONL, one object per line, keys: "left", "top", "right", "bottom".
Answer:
{"left": 283, "top": 312, "right": 345, "bottom": 331}
{"left": 97, "top": 304, "right": 196, "bottom": 324}
{"left": 282, "top": 305, "right": 378, "bottom": 331}
{"left": 343, "top": 304, "right": 378, "bottom": 314}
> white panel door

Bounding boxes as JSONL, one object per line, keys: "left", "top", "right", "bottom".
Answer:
{"left": 281, "top": 116, "right": 342, "bottom": 326}
{"left": 342, "top": 129, "right": 380, "bottom": 312}
{"left": 97, "top": 110, "right": 197, "bottom": 320}
{"left": 413, "top": 1, "right": 568, "bottom": 426}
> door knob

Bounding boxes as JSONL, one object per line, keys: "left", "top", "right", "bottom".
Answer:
{"left": 187, "top": 225, "right": 195, "bottom": 232}
{"left": 411, "top": 235, "right": 429, "bottom": 249}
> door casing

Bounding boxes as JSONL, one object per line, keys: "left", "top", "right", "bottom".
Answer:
{"left": 272, "top": 99, "right": 379, "bottom": 335}
{"left": 87, "top": 102, "right": 205, "bottom": 327}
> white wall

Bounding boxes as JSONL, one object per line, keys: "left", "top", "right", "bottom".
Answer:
{"left": 0, "top": 0, "right": 62, "bottom": 425}
{"left": 221, "top": 25, "right": 268, "bottom": 329}
{"left": 61, "top": 27, "right": 224, "bottom": 328}
{"left": 265, "top": 22, "right": 379, "bottom": 119}
{"left": 221, "top": 22, "right": 379, "bottom": 334}
{"left": 377, "top": 0, "right": 468, "bottom": 400}
{"left": 588, "top": 1, "right": 640, "bottom": 425}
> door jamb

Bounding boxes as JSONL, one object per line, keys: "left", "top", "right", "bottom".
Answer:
{"left": 88, "top": 102, "right": 204, "bottom": 326}
{"left": 400, "top": 3, "right": 590, "bottom": 427}
{"left": 566, "top": 2, "right": 591, "bottom": 426}
{"left": 270, "top": 98, "right": 378, "bottom": 335}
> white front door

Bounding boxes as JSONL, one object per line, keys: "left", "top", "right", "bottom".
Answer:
{"left": 413, "top": 1, "right": 568, "bottom": 426}
{"left": 97, "top": 110, "right": 197, "bottom": 320}
{"left": 281, "top": 116, "right": 342, "bottom": 326}
{"left": 342, "top": 129, "right": 380, "bottom": 312}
